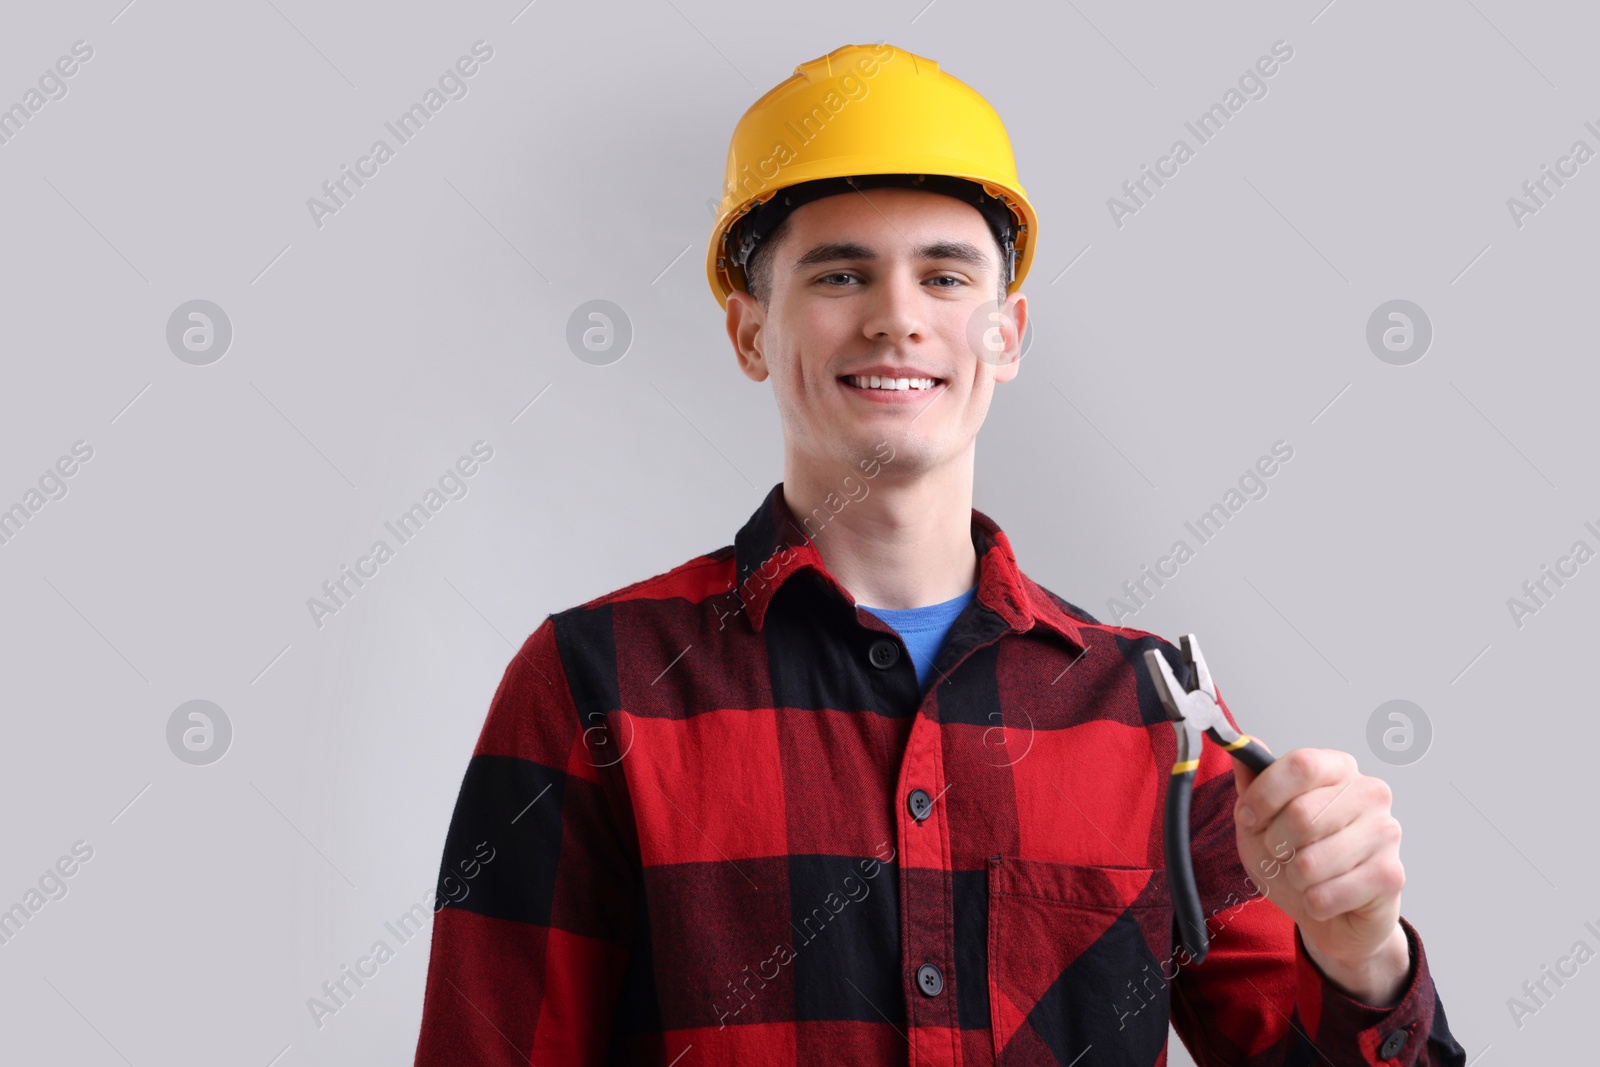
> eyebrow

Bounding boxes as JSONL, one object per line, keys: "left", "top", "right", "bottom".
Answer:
{"left": 788, "top": 239, "right": 993, "bottom": 274}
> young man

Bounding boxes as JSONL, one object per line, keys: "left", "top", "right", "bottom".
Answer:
{"left": 413, "top": 43, "right": 1466, "bottom": 1066}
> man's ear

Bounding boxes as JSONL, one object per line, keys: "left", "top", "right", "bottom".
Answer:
{"left": 990, "top": 292, "right": 1026, "bottom": 384}
{"left": 726, "top": 290, "right": 769, "bottom": 383}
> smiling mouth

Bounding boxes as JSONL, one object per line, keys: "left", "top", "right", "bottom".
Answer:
{"left": 838, "top": 374, "right": 944, "bottom": 392}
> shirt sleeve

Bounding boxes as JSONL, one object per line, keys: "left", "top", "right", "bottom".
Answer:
{"left": 1167, "top": 683, "right": 1469, "bottom": 1066}
{"left": 413, "top": 617, "right": 641, "bottom": 1066}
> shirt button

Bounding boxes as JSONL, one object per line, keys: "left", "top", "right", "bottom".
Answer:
{"left": 907, "top": 788, "right": 933, "bottom": 822}
{"left": 915, "top": 962, "right": 944, "bottom": 997}
{"left": 1378, "top": 1029, "right": 1409, "bottom": 1059}
{"left": 868, "top": 638, "right": 900, "bottom": 669}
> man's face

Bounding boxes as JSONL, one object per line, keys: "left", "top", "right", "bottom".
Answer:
{"left": 725, "top": 187, "right": 1026, "bottom": 483}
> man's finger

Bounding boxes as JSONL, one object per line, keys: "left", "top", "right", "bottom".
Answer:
{"left": 1235, "top": 748, "right": 1355, "bottom": 829}
{"left": 1260, "top": 778, "right": 1366, "bottom": 853}
{"left": 1279, "top": 808, "right": 1392, "bottom": 896}
{"left": 1296, "top": 844, "right": 1404, "bottom": 923}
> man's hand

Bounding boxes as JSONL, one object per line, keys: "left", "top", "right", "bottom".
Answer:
{"left": 1231, "top": 745, "right": 1412, "bottom": 1005}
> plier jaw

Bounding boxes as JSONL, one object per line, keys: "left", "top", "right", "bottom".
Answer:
{"left": 1142, "top": 634, "right": 1276, "bottom": 966}
{"left": 1148, "top": 634, "right": 1266, "bottom": 757}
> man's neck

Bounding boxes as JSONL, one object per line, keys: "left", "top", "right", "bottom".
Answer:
{"left": 781, "top": 460, "right": 980, "bottom": 611}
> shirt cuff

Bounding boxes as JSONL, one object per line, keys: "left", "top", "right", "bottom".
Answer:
{"left": 1294, "top": 915, "right": 1436, "bottom": 1064}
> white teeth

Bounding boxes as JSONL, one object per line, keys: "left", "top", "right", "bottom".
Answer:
{"left": 845, "top": 375, "right": 938, "bottom": 391}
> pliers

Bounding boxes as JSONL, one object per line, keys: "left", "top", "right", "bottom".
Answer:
{"left": 1143, "top": 634, "right": 1276, "bottom": 965}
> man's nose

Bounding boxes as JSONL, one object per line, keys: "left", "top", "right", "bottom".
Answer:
{"left": 862, "top": 269, "right": 926, "bottom": 344}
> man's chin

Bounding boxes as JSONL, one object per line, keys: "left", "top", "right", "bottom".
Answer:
{"left": 833, "top": 433, "right": 938, "bottom": 478}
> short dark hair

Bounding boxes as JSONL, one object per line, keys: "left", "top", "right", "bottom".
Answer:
{"left": 743, "top": 211, "right": 1011, "bottom": 309}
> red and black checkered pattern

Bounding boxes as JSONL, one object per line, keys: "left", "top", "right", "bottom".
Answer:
{"left": 413, "top": 483, "right": 1466, "bottom": 1066}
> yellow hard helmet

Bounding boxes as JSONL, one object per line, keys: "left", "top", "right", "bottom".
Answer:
{"left": 706, "top": 41, "right": 1038, "bottom": 310}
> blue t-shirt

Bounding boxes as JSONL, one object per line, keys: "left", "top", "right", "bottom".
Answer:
{"left": 859, "top": 584, "right": 978, "bottom": 692}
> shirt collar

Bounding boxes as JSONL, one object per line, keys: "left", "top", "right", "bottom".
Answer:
{"left": 729, "top": 482, "right": 1085, "bottom": 652}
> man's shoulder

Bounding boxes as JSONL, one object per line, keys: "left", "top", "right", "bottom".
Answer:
{"left": 1023, "top": 574, "right": 1101, "bottom": 628}
{"left": 1015, "top": 570, "right": 1182, "bottom": 656}
{"left": 499, "top": 544, "right": 738, "bottom": 699}
{"left": 547, "top": 543, "right": 738, "bottom": 627}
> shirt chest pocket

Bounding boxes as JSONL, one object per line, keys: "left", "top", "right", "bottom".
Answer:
{"left": 986, "top": 856, "right": 1174, "bottom": 1065}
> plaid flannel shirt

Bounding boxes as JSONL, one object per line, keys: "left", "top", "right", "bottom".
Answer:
{"left": 413, "top": 482, "right": 1467, "bottom": 1066}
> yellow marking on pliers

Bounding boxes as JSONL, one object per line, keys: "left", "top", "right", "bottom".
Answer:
{"left": 1171, "top": 759, "right": 1199, "bottom": 773}
{"left": 1222, "top": 735, "right": 1255, "bottom": 751}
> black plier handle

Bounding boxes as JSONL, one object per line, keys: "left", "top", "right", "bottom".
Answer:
{"left": 1143, "top": 634, "right": 1275, "bottom": 965}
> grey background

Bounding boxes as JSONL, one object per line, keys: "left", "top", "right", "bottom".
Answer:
{"left": 0, "top": 0, "right": 1588, "bottom": 1061}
